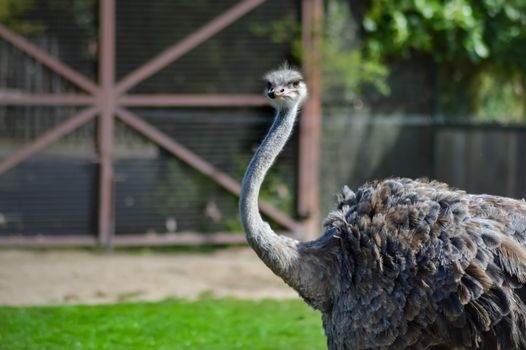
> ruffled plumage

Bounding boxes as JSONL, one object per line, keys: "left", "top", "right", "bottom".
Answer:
{"left": 317, "top": 178, "right": 526, "bottom": 349}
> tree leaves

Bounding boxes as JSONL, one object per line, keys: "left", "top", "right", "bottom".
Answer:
{"left": 359, "top": 0, "right": 526, "bottom": 65}
{"left": 348, "top": 0, "right": 526, "bottom": 119}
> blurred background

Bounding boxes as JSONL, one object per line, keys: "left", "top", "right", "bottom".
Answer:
{"left": 0, "top": 0, "right": 525, "bottom": 245}
{"left": 1, "top": 1, "right": 526, "bottom": 348}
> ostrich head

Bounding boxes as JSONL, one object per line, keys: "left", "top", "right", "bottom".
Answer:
{"left": 263, "top": 66, "right": 308, "bottom": 110}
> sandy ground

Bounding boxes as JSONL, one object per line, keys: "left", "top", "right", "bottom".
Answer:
{"left": 0, "top": 248, "right": 298, "bottom": 306}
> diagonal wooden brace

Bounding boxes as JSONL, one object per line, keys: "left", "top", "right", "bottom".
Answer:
{"left": 0, "top": 107, "right": 99, "bottom": 176}
{"left": 118, "top": 94, "right": 267, "bottom": 107}
{"left": 115, "top": 107, "right": 302, "bottom": 233}
{"left": 0, "top": 23, "right": 99, "bottom": 94}
{"left": 114, "top": 0, "right": 266, "bottom": 95}
{"left": 0, "top": 93, "right": 96, "bottom": 106}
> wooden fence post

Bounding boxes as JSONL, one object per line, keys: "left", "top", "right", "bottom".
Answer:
{"left": 299, "top": 0, "right": 323, "bottom": 239}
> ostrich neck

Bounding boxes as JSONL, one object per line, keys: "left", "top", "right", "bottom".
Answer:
{"left": 240, "top": 104, "right": 300, "bottom": 279}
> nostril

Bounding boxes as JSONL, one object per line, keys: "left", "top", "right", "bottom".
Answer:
{"left": 280, "top": 88, "right": 285, "bottom": 92}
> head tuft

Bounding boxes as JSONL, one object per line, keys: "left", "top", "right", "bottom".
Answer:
{"left": 263, "top": 65, "right": 308, "bottom": 110}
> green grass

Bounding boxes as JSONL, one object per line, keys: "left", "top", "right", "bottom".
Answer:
{"left": 0, "top": 299, "right": 325, "bottom": 350}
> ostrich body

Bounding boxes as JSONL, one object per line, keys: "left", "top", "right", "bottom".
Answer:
{"left": 239, "top": 66, "right": 526, "bottom": 349}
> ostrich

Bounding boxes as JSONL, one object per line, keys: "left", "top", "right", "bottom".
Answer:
{"left": 239, "top": 65, "right": 526, "bottom": 349}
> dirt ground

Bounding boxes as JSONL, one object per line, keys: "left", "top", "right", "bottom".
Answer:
{"left": 0, "top": 247, "right": 298, "bottom": 306}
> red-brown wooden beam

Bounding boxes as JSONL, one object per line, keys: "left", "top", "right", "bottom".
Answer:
{"left": 114, "top": 0, "right": 266, "bottom": 95}
{"left": 119, "top": 94, "right": 267, "bottom": 107}
{"left": 0, "top": 235, "right": 98, "bottom": 247}
{"left": 97, "top": 0, "right": 116, "bottom": 246}
{"left": 0, "top": 93, "right": 96, "bottom": 106}
{"left": 0, "top": 233, "right": 264, "bottom": 247}
{"left": 115, "top": 107, "right": 302, "bottom": 233}
{"left": 0, "top": 23, "right": 99, "bottom": 94}
{"left": 0, "top": 93, "right": 267, "bottom": 107}
{"left": 0, "top": 232, "right": 299, "bottom": 247}
{"left": 298, "top": 0, "right": 323, "bottom": 239}
{"left": 112, "top": 233, "right": 248, "bottom": 246}
{"left": 0, "top": 107, "right": 99, "bottom": 176}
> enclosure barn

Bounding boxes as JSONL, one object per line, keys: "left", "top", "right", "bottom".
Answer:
{"left": 0, "top": 0, "right": 310, "bottom": 244}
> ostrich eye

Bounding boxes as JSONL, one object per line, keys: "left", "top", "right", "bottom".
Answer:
{"left": 291, "top": 80, "right": 300, "bottom": 88}
{"left": 265, "top": 81, "right": 272, "bottom": 89}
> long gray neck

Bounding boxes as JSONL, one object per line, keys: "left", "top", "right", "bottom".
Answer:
{"left": 239, "top": 104, "right": 300, "bottom": 279}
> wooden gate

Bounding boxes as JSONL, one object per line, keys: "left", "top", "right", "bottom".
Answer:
{"left": 0, "top": 0, "right": 322, "bottom": 247}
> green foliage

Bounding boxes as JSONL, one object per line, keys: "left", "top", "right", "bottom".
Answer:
{"left": 0, "top": 0, "right": 43, "bottom": 33}
{"left": 0, "top": 299, "right": 325, "bottom": 350}
{"left": 358, "top": 0, "right": 526, "bottom": 119}
{"left": 362, "top": 0, "right": 526, "bottom": 64}
{"left": 473, "top": 69, "right": 525, "bottom": 122}
{"left": 250, "top": 17, "right": 303, "bottom": 60}
{"left": 324, "top": 0, "right": 390, "bottom": 105}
